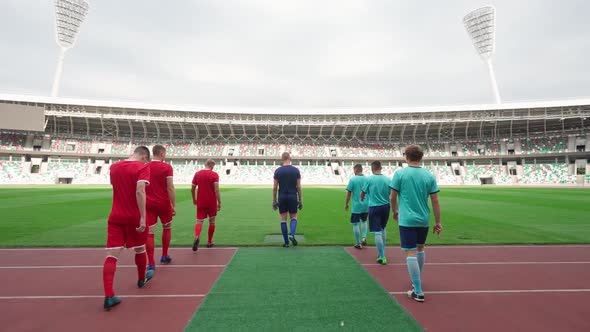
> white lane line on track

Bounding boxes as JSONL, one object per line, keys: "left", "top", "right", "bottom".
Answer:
{"left": 361, "top": 261, "right": 590, "bottom": 266}
{"left": 0, "top": 247, "right": 238, "bottom": 251}
{"left": 0, "top": 294, "right": 206, "bottom": 300}
{"left": 389, "top": 289, "right": 590, "bottom": 295}
{"left": 0, "top": 264, "right": 226, "bottom": 269}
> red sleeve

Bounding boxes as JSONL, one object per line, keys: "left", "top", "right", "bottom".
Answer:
{"left": 138, "top": 164, "right": 150, "bottom": 184}
{"left": 192, "top": 173, "right": 198, "bottom": 186}
{"left": 213, "top": 172, "right": 219, "bottom": 183}
{"left": 167, "top": 164, "right": 173, "bottom": 177}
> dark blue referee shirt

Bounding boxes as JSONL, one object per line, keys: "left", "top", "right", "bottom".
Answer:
{"left": 274, "top": 165, "right": 301, "bottom": 197}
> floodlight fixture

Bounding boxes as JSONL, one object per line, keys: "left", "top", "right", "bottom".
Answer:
{"left": 51, "top": 0, "right": 89, "bottom": 97}
{"left": 463, "top": 5, "right": 501, "bottom": 104}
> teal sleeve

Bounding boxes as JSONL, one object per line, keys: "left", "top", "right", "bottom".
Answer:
{"left": 361, "top": 180, "right": 369, "bottom": 194}
{"left": 390, "top": 171, "right": 401, "bottom": 191}
{"left": 430, "top": 176, "right": 440, "bottom": 194}
{"left": 346, "top": 180, "right": 353, "bottom": 192}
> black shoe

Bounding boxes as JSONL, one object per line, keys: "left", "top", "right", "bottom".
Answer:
{"left": 138, "top": 271, "right": 154, "bottom": 288}
{"left": 361, "top": 238, "right": 367, "bottom": 246}
{"left": 283, "top": 243, "right": 290, "bottom": 248}
{"left": 103, "top": 296, "right": 121, "bottom": 311}
{"left": 206, "top": 243, "right": 214, "bottom": 248}
{"left": 289, "top": 235, "right": 298, "bottom": 246}
{"left": 192, "top": 238, "right": 200, "bottom": 252}
{"left": 407, "top": 290, "right": 425, "bottom": 302}
{"left": 354, "top": 243, "right": 362, "bottom": 250}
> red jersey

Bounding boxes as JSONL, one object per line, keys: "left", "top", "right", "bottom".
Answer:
{"left": 108, "top": 160, "right": 150, "bottom": 224}
{"left": 192, "top": 169, "right": 219, "bottom": 207}
{"left": 146, "top": 160, "right": 173, "bottom": 206}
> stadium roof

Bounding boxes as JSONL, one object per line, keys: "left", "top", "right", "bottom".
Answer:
{"left": 1, "top": 93, "right": 590, "bottom": 116}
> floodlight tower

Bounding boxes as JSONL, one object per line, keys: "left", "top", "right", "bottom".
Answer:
{"left": 463, "top": 6, "right": 501, "bottom": 104}
{"left": 51, "top": 0, "right": 89, "bottom": 97}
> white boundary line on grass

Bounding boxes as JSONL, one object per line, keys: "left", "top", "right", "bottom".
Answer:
{"left": 0, "top": 264, "right": 227, "bottom": 269}
{"left": 361, "top": 261, "right": 590, "bottom": 266}
{"left": 389, "top": 289, "right": 590, "bottom": 295}
{"left": 0, "top": 294, "right": 207, "bottom": 300}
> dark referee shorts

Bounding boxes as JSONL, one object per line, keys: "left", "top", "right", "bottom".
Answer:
{"left": 350, "top": 212, "right": 368, "bottom": 224}
{"left": 399, "top": 226, "right": 429, "bottom": 251}
{"left": 368, "top": 204, "right": 390, "bottom": 233}
{"left": 278, "top": 194, "right": 298, "bottom": 214}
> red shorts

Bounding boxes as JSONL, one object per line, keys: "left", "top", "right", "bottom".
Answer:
{"left": 147, "top": 203, "right": 173, "bottom": 227}
{"left": 106, "top": 222, "right": 148, "bottom": 249}
{"left": 197, "top": 206, "right": 217, "bottom": 220}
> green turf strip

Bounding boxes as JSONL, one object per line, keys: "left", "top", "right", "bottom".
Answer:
{"left": 185, "top": 247, "right": 422, "bottom": 332}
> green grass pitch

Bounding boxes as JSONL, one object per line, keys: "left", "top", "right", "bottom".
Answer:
{"left": 0, "top": 186, "right": 589, "bottom": 247}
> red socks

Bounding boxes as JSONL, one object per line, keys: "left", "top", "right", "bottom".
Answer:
{"left": 195, "top": 222, "right": 203, "bottom": 239}
{"left": 103, "top": 257, "right": 117, "bottom": 297}
{"left": 162, "top": 228, "right": 171, "bottom": 257}
{"left": 208, "top": 223, "right": 216, "bottom": 244}
{"left": 135, "top": 251, "right": 147, "bottom": 281}
{"left": 146, "top": 234, "right": 155, "bottom": 265}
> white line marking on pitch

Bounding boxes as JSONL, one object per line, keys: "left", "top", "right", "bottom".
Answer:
{"left": 0, "top": 294, "right": 206, "bottom": 300}
{"left": 389, "top": 289, "right": 590, "bottom": 295}
{"left": 0, "top": 264, "right": 226, "bottom": 269}
{"left": 361, "top": 261, "right": 590, "bottom": 266}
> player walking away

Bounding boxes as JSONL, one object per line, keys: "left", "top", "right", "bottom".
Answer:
{"left": 273, "top": 152, "right": 303, "bottom": 247}
{"left": 191, "top": 159, "right": 221, "bottom": 251}
{"left": 145, "top": 145, "right": 176, "bottom": 277}
{"left": 103, "top": 146, "right": 152, "bottom": 311}
{"left": 390, "top": 145, "right": 442, "bottom": 303}
{"left": 345, "top": 164, "right": 369, "bottom": 249}
{"left": 360, "top": 161, "right": 391, "bottom": 265}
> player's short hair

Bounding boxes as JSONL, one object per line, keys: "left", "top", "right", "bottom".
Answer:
{"left": 152, "top": 145, "right": 166, "bottom": 157}
{"left": 134, "top": 146, "right": 150, "bottom": 159}
{"left": 353, "top": 164, "right": 363, "bottom": 173}
{"left": 405, "top": 145, "right": 424, "bottom": 162}
{"left": 281, "top": 152, "right": 291, "bottom": 161}
{"left": 205, "top": 159, "right": 216, "bottom": 168}
{"left": 371, "top": 160, "right": 382, "bottom": 171}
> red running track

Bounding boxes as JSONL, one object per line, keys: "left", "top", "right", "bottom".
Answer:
{"left": 348, "top": 245, "right": 590, "bottom": 332}
{"left": 0, "top": 247, "right": 236, "bottom": 332}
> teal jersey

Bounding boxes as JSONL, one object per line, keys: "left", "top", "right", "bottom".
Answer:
{"left": 346, "top": 175, "right": 369, "bottom": 214}
{"left": 361, "top": 174, "right": 391, "bottom": 207}
{"left": 390, "top": 166, "right": 440, "bottom": 227}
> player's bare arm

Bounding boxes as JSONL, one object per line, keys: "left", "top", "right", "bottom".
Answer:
{"left": 296, "top": 178, "right": 303, "bottom": 210}
{"left": 431, "top": 193, "right": 442, "bottom": 237}
{"left": 390, "top": 189, "right": 399, "bottom": 221}
{"left": 191, "top": 184, "right": 197, "bottom": 206}
{"left": 167, "top": 177, "right": 176, "bottom": 216}
{"left": 136, "top": 181, "right": 147, "bottom": 233}
{"left": 272, "top": 179, "right": 279, "bottom": 210}
{"left": 345, "top": 191, "right": 351, "bottom": 210}
{"left": 214, "top": 182, "right": 221, "bottom": 211}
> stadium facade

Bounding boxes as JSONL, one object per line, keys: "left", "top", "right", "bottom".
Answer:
{"left": 1, "top": 93, "right": 589, "bottom": 186}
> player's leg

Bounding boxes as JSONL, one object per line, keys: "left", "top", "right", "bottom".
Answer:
{"left": 193, "top": 208, "right": 206, "bottom": 251}
{"left": 369, "top": 207, "right": 385, "bottom": 263}
{"left": 400, "top": 226, "right": 424, "bottom": 302}
{"left": 350, "top": 214, "right": 362, "bottom": 249}
{"left": 207, "top": 214, "right": 216, "bottom": 248}
{"left": 127, "top": 224, "right": 151, "bottom": 287}
{"left": 288, "top": 200, "right": 298, "bottom": 246}
{"left": 416, "top": 227, "right": 429, "bottom": 272}
{"left": 380, "top": 205, "right": 390, "bottom": 262}
{"left": 161, "top": 222, "right": 173, "bottom": 263}
{"left": 103, "top": 223, "right": 124, "bottom": 310}
{"left": 360, "top": 212, "right": 368, "bottom": 246}
{"left": 278, "top": 197, "right": 290, "bottom": 247}
{"left": 160, "top": 204, "right": 174, "bottom": 263}
{"left": 145, "top": 205, "right": 158, "bottom": 272}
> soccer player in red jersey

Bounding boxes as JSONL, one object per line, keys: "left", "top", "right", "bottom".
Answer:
{"left": 103, "top": 146, "right": 152, "bottom": 311}
{"left": 145, "top": 145, "right": 176, "bottom": 275}
{"left": 191, "top": 159, "right": 221, "bottom": 251}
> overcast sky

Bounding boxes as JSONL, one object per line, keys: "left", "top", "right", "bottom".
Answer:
{"left": 0, "top": 0, "right": 589, "bottom": 108}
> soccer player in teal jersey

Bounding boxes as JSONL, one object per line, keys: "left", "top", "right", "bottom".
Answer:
{"left": 390, "top": 145, "right": 442, "bottom": 302}
{"left": 360, "top": 161, "right": 391, "bottom": 265}
{"left": 345, "top": 164, "right": 369, "bottom": 249}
